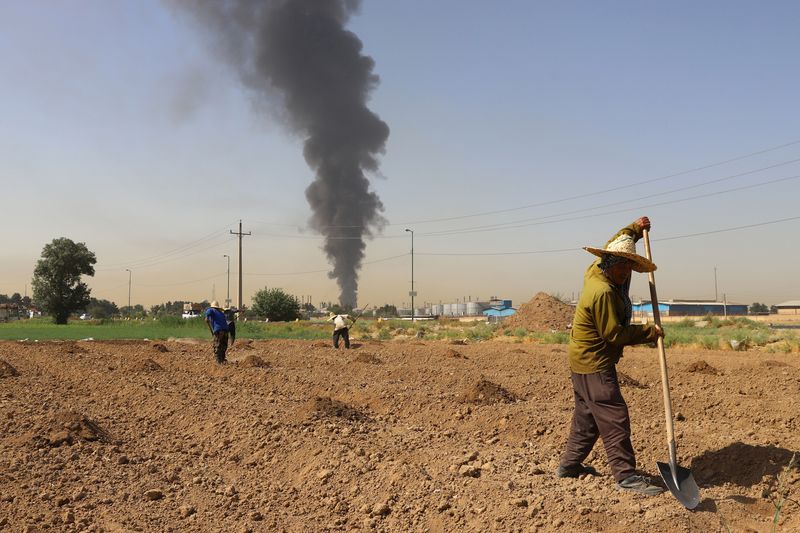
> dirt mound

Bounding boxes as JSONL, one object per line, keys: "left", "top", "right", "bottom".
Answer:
{"left": 35, "top": 412, "right": 112, "bottom": 447}
{"left": 311, "top": 341, "right": 329, "bottom": 348}
{"left": 445, "top": 348, "right": 467, "bottom": 359}
{"left": 686, "top": 360, "right": 718, "bottom": 374}
{"left": 235, "top": 339, "right": 255, "bottom": 350}
{"left": 617, "top": 371, "right": 647, "bottom": 388}
{"left": 0, "top": 359, "right": 18, "bottom": 378}
{"left": 61, "top": 341, "right": 87, "bottom": 355}
{"left": 762, "top": 359, "right": 790, "bottom": 367}
{"left": 240, "top": 354, "right": 270, "bottom": 368}
{"left": 130, "top": 358, "right": 163, "bottom": 372}
{"left": 502, "top": 292, "right": 574, "bottom": 332}
{"left": 509, "top": 348, "right": 527, "bottom": 354}
{"left": 306, "top": 396, "right": 369, "bottom": 422}
{"left": 354, "top": 352, "right": 382, "bottom": 364}
{"left": 151, "top": 343, "right": 169, "bottom": 352}
{"left": 459, "top": 379, "right": 517, "bottom": 405}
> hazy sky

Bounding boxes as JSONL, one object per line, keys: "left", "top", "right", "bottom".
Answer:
{"left": 2, "top": 1, "right": 799, "bottom": 310}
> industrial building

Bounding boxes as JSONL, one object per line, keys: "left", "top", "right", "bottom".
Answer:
{"left": 632, "top": 299, "right": 748, "bottom": 317}
{"left": 414, "top": 297, "right": 515, "bottom": 319}
{"left": 774, "top": 301, "right": 800, "bottom": 315}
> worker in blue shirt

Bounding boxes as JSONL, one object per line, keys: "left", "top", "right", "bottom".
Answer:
{"left": 204, "top": 301, "right": 229, "bottom": 364}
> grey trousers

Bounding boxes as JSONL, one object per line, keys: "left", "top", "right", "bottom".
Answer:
{"left": 559, "top": 368, "right": 636, "bottom": 482}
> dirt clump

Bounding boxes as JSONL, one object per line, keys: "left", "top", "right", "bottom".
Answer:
{"left": 617, "top": 371, "right": 647, "bottom": 388}
{"left": 131, "top": 358, "right": 163, "bottom": 372}
{"left": 0, "top": 359, "right": 18, "bottom": 377}
{"left": 445, "top": 348, "right": 466, "bottom": 359}
{"left": 686, "top": 360, "right": 718, "bottom": 374}
{"left": 460, "top": 379, "right": 517, "bottom": 405}
{"left": 151, "top": 343, "right": 169, "bottom": 352}
{"left": 306, "top": 396, "right": 369, "bottom": 422}
{"left": 502, "top": 292, "right": 574, "bottom": 332}
{"left": 354, "top": 352, "right": 382, "bottom": 364}
{"left": 240, "top": 354, "right": 270, "bottom": 368}
{"left": 762, "top": 359, "right": 790, "bottom": 367}
{"left": 35, "top": 412, "right": 112, "bottom": 447}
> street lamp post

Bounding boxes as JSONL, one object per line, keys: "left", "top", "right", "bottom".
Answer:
{"left": 125, "top": 269, "right": 131, "bottom": 314}
{"left": 223, "top": 254, "right": 231, "bottom": 308}
{"left": 404, "top": 228, "right": 415, "bottom": 321}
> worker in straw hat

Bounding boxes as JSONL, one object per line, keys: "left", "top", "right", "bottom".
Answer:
{"left": 204, "top": 301, "right": 230, "bottom": 364}
{"left": 327, "top": 311, "right": 353, "bottom": 349}
{"left": 556, "top": 217, "right": 665, "bottom": 496}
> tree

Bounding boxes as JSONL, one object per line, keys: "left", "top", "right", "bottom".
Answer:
{"left": 749, "top": 302, "right": 769, "bottom": 315}
{"left": 251, "top": 288, "right": 301, "bottom": 321}
{"left": 375, "top": 304, "right": 398, "bottom": 318}
{"left": 86, "top": 298, "right": 119, "bottom": 319}
{"left": 32, "top": 238, "right": 96, "bottom": 324}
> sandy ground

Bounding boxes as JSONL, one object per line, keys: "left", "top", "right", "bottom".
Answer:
{"left": 1, "top": 337, "right": 798, "bottom": 532}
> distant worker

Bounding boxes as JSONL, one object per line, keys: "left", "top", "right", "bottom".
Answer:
{"left": 204, "top": 301, "right": 229, "bottom": 364}
{"left": 327, "top": 312, "right": 353, "bottom": 349}
{"left": 224, "top": 306, "right": 238, "bottom": 348}
{"left": 556, "top": 216, "right": 665, "bottom": 496}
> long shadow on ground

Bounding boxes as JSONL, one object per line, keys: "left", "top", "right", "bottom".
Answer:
{"left": 691, "top": 442, "right": 798, "bottom": 488}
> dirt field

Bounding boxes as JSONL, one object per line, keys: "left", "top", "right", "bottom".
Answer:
{"left": 1, "top": 337, "right": 798, "bottom": 532}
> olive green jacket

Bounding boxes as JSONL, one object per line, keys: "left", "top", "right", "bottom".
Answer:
{"left": 568, "top": 222, "right": 658, "bottom": 374}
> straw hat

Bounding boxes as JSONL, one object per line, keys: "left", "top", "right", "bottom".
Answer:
{"left": 584, "top": 233, "right": 656, "bottom": 273}
{"left": 210, "top": 300, "right": 222, "bottom": 309}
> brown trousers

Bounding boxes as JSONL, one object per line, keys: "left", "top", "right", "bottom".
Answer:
{"left": 213, "top": 331, "right": 229, "bottom": 363}
{"left": 559, "top": 368, "right": 636, "bottom": 482}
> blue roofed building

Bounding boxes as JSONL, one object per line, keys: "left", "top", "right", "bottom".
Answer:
{"left": 632, "top": 299, "right": 748, "bottom": 317}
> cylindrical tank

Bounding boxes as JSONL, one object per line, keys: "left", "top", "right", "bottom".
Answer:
{"left": 466, "top": 302, "right": 482, "bottom": 316}
{"left": 442, "top": 303, "right": 453, "bottom": 316}
{"left": 431, "top": 304, "right": 442, "bottom": 316}
{"left": 456, "top": 303, "right": 467, "bottom": 316}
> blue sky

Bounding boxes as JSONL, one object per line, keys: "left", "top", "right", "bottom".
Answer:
{"left": 2, "top": 1, "right": 799, "bottom": 309}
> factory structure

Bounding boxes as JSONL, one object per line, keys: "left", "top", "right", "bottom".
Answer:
{"left": 399, "top": 297, "right": 516, "bottom": 319}
{"left": 632, "top": 299, "right": 748, "bottom": 318}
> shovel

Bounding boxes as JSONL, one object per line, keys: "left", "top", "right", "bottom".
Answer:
{"left": 642, "top": 229, "right": 701, "bottom": 510}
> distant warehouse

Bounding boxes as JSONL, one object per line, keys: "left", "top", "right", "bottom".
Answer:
{"left": 774, "top": 301, "right": 800, "bottom": 315}
{"left": 632, "top": 299, "right": 748, "bottom": 317}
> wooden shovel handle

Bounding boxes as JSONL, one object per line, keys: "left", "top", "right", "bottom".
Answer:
{"left": 642, "top": 230, "right": 678, "bottom": 465}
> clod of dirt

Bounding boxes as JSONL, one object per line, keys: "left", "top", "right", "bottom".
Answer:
{"left": 354, "top": 352, "right": 382, "bottom": 364}
{"left": 152, "top": 343, "right": 169, "bottom": 353}
{"left": 686, "top": 360, "right": 718, "bottom": 374}
{"left": 312, "top": 341, "right": 329, "bottom": 348}
{"left": 617, "top": 371, "right": 647, "bottom": 389}
{"left": 62, "top": 342, "right": 87, "bottom": 355}
{"left": 761, "top": 360, "right": 790, "bottom": 367}
{"left": 235, "top": 340, "right": 255, "bottom": 350}
{"left": 0, "top": 359, "right": 18, "bottom": 378}
{"left": 509, "top": 348, "right": 527, "bottom": 354}
{"left": 307, "top": 396, "right": 368, "bottom": 422}
{"left": 240, "top": 355, "right": 270, "bottom": 368}
{"left": 37, "top": 412, "right": 112, "bottom": 447}
{"left": 445, "top": 349, "right": 466, "bottom": 359}
{"left": 449, "top": 339, "right": 467, "bottom": 346}
{"left": 131, "top": 358, "right": 163, "bottom": 372}
{"left": 460, "top": 379, "right": 517, "bottom": 405}
{"left": 502, "top": 292, "right": 574, "bottom": 332}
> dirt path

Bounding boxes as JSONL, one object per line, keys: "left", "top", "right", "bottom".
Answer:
{"left": 1, "top": 338, "right": 798, "bottom": 532}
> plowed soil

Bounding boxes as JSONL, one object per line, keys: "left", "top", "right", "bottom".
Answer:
{"left": 1, "top": 338, "right": 799, "bottom": 532}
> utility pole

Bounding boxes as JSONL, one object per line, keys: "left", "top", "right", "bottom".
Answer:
{"left": 125, "top": 269, "right": 131, "bottom": 312}
{"left": 230, "top": 220, "right": 251, "bottom": 311}
{"left": 223, "top": 254, "right": 231, "bottom": 308}
{"left": 714, "top": 266, "right": 718, "bottom": 302}
{"left": 405, "top": 228, "right": 415, "bottom": 321}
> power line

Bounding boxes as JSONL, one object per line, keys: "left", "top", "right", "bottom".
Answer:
{"left": 247, "top": 253, "right": 408, "bottom": 276}
{"left": 415, "top": 215, "right": 800, "bottom": 256}
{"left": 395, "top": 139, "right": 800, "bottom": 225}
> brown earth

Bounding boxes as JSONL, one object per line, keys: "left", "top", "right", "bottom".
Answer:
{"left": 1, "top": 338, "right": 799, "bottom": 532}
{"left": 503, "top": 292, "right": 575, "bottom": 332}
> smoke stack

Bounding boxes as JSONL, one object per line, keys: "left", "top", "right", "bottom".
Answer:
{"left": 172, "top": 0, "right": 389, "bottom": 308}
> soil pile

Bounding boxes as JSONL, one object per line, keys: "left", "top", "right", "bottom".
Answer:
{"left": 0, "top": 359, "right": 18, "bottom": 377}
{"left": 131, "top": 358, "right": 163, "bottom": 372}
{"left": 503, "top": 292, "right": 574, "bottom": 332}
{"left": 354, "top": 352, "right": 382, "bottom": 364}
{"left": 152, "top": 343, "right": 169, "bottom": 353}
{"left": 240, "top": 354, "right": 270, "bottom": 368}
{"left": 686, "top": 360, "right": 718, "bottom": 374}
{"left": 32, "top": 412, "right": 112, "bottom": 447}
{"left": 460, "top": 379, "right": 517, "bottom": 405}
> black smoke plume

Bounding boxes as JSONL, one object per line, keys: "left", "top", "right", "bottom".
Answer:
{"left": 173, "top": 0, "right": 389, "bottom": 307}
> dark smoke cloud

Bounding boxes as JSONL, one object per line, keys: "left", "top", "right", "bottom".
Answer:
{"left": 171, "top": 0, "right": 389, "bottom": 307}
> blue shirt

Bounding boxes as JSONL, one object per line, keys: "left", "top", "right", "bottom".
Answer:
{"left": 204, "top": 307, "right": 229, "bottom": 333}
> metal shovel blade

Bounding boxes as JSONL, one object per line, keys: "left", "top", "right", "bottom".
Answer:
{"left": 657, "top": 461, "right": 700, "bottom": 510}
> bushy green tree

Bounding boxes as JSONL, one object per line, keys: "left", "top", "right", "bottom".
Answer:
{"left": 251, "top": 288, "right": 301, "bottom": 321}
{"left": 32, "top": 238, "right": 96, "bottom": 324}
{"left": 749, "top": 302, "right": 769, "bottom": 314}
{"left": 375, "top": 304, "right": 398, "bottom": 318}
{"left": 86, "top": 298, "right": 119, "bottom": 319}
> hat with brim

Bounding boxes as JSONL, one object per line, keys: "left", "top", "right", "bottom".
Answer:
{"left": 584, "top": 233, "right": 656, "bottom": 273}
{"left": 210, "top": 300, "right": 222, "bottom": 309}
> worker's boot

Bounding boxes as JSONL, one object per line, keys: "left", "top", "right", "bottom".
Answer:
{"left": 617, "top": 475, "right": 665, "bottom": 496}
{"left": 555, "top": 463, "right": 599, "bottom": 478}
